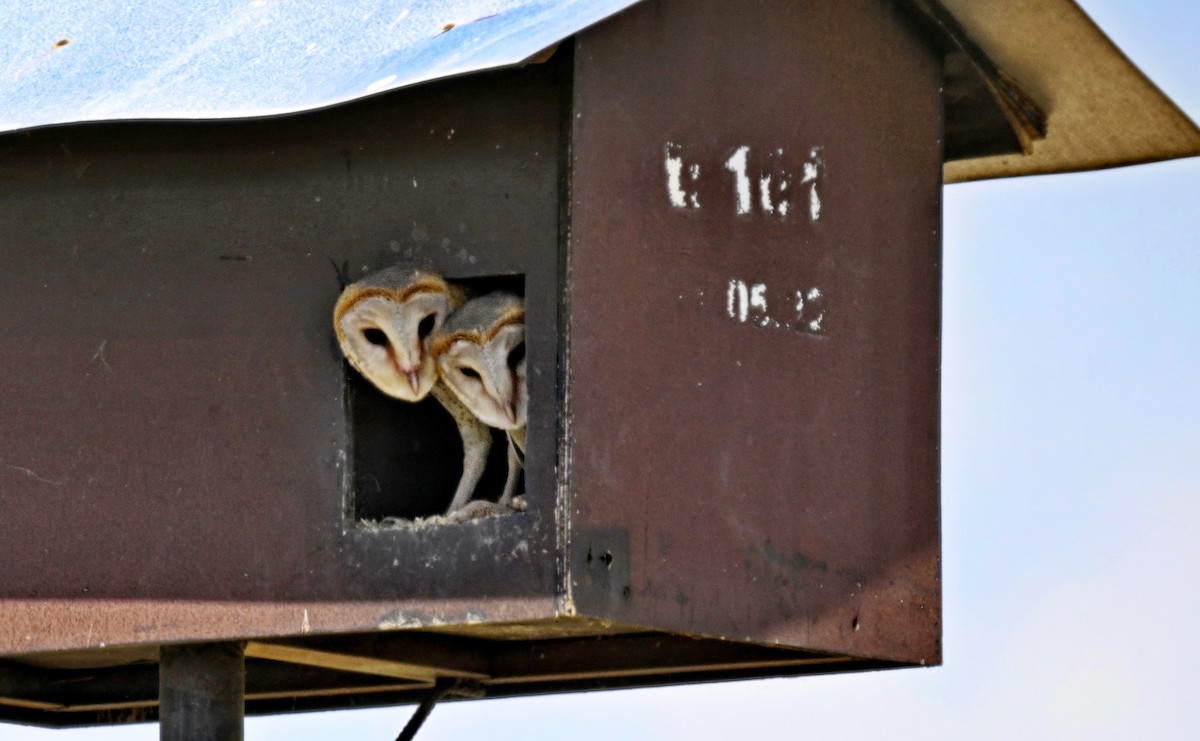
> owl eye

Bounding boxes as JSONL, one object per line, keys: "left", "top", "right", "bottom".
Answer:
{"left": 459, "top": 366, "right": 481, "bottom": 381}
{"left": 363, "top": 328, "right": 389, "bottom": 347}
{"left": 507, "top": 341, "right": 525, "bottom": 371}
{"left": 417, "top": 313, "right": 437, "bottom": 341}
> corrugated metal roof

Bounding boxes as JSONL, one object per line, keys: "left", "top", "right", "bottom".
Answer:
{"left": 0, "top": 0, "right": 1196, "bottom": 180}
{"left": 0, "top": 0, "right": 638, "bottom": 131}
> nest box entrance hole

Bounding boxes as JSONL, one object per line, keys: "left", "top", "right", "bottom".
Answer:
{"left": 343, "top": 272, "right": 526, "bottom": 523}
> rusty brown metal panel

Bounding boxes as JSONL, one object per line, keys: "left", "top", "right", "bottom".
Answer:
{"left": 159, "top": 642, "right": 245, "bottom": 741}
{"left": 566, "top": 0, "right": 943, "bottom": 663}
{"left": 0, "top": 64, "right": 564, "bottom": 655}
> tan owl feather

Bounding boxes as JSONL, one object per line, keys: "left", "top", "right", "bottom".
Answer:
{"left": 333, "top": 264, "right": 492, "bottom": 516}
{"left": 431, "top": 291, "right": 527, "bottom": 513}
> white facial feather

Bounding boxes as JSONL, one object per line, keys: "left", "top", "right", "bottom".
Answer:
{"left": 440, "top": 324, "right": 527, "bottom": 429}
{"left": 433, "top": 292, "right": 527, "bottom": 431}
{"left": 336, "top": 290, "right": 450, "bottom": 401}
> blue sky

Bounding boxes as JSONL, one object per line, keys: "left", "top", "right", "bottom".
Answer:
{"left": 8, "top": 0, "right": 1199, "bottom": 738}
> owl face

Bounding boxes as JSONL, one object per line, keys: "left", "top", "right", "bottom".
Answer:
{"left": 335, "top": 286, "right": 453, "bottom": 402}
{"left": 437, "top": 323, "right": 527, "bottom": 430}
{"left": 432, "top": 292, "right": 527, "bottom": 431}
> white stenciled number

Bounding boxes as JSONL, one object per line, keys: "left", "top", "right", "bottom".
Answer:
{"left": 748, "top": 282, "right": 769, "bottom": 327}
{"left": 795, "top": 287, "right": 826, "bottom": 334}
{"left": 759, "top": 149, "right": 793, "bottom": 217}
{"left": 728, "top": 279, "right": 827, "bottom": 337}
{"left": 720, "top": 145, "right": 821, "bottom": 220}
{"left": 726, "top": 279, "right": 770, "bottom": 327}
{"left": 726, "top": 279, "right": 749, "bottom": 322}
{"left": 724, "top": 146, "right": 752, "bottom": 215}
{"left": 802, "top": 152, "right": 822, "bottom": 221}
{"left": 669, "top": 141, "right": 823, "bottom": 221}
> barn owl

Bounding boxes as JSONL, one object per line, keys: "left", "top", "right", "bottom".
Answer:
{"left": 333, "top": 264, "right": 492, "bottom": 516}
{"left": 431, "top": 292, "right": 527, "bottom": 514}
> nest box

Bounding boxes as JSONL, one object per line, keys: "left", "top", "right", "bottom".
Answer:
{"left": 1, "top": 0, "right": 1196, "bottom": 730}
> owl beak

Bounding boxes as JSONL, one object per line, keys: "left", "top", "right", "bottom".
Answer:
{"left": 504, "top": 401, "right": 518, "bottom": 425}
{"left": 406, "top": 369, "right": 421, "bottom": 394}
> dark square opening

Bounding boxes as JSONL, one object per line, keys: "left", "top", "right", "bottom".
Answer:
{"left": 344, "top": 273, "right": 526, "bottom": 523}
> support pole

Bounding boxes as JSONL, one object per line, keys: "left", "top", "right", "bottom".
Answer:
{"left": 159, "top": 642, "right": 246, "bottom": 741}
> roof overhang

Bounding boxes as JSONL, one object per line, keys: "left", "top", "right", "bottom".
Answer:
{"left": 925, "top": 0, "right": 1200, "bottom": 182}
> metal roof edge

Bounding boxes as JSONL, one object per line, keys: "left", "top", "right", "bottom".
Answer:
{"left": 940, "top": 0, "right": 1200, "bottom": 183}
